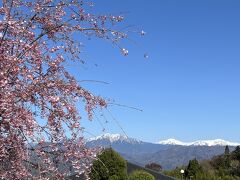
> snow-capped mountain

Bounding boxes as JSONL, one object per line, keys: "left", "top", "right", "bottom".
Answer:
{"left": 157, "top": 138, "right": 186, "bottom": 146}
{"left": 86, "top": 133, "right": 167, "bottom": 156}
{"left": 88, "top": 134, "right": 240, "bottom": 146}
{"left": 191, "top": 139, "right": 240, "bottom": 146}
{"left": 157, "top": 138, "right": 240, "bottom": 146}
{"left": 88, "top": 133, "right": 142, "bottom": 144}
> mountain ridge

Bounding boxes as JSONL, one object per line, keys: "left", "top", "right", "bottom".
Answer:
{"left": 87, "top": 133, "right": 240, "bottom": 146}
{"left": 157, "top": 138, "right": 240, "bottom": 146}
{"left": 88, "top": 133, "right": 142, "bottom": 144}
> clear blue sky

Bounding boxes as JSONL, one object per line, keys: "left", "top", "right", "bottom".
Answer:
{"left": 69, "top": 0, "right": 240, "bottom": 143}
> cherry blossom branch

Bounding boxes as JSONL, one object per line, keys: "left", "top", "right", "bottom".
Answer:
{"left": 0, "top": 0, "right": 13, "bottom": 47}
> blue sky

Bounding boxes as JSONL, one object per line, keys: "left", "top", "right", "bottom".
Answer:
{"left": 69, "top": 0, "right": 240, "bottom": 143}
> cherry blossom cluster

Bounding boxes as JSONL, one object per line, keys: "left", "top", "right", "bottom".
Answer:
{"left": 0, "top": 0, "right": 133, "bottom": 179}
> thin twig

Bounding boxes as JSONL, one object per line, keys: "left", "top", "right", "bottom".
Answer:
{"left": 78, "top": 80, "right": 109, "bottom": 85}
{"left": 105, "top": 108, "right": 128, "bottom": 138}
{"left": 108, "top": 102, "right": 143, "bottom": 112}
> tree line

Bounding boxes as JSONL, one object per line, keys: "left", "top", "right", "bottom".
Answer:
{"left": 164, "top": 145, "right": 240, "bottom": 180}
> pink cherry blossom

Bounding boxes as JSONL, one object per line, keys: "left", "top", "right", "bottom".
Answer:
{"left": 121, "top": 48, "right": 129, "bottom": 56}
{"left": 0, "top": 0, "right": 133, "bottom": 179}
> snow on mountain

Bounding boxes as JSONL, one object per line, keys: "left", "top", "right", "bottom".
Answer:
{"left": 157, "top": 138, "right": 240, "bottom": 146}
{"left": 88, "top": 133, "right": 142, "bottom": 144}
{"left": 157, "top": 138, "right": 186, "bottom": 146}
{"left": 191, "top": 139, "right": 240, "bottom": 146}
{"left": 87, "top": 134, "right": 240, "bottom": 147}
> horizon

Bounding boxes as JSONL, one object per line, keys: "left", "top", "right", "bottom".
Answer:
{"left": 87, "top": 133, "right": 240, "bottom": 145}
{"left": 69, "top": 0, "right": 240, "bottom": 143}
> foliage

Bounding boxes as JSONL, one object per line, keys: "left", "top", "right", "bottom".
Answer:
{"left": 225, "top": 146, "right": 230, "bottom": 155}
{"left": 164, "top": 146, "right": 240, "bottom": 180}
{"left": 184, "top": 159, "right": 202, "bottom": 179}
{"left": 145, "top": 162, "right": 162, "bottom": 172}
{"left": 0, "top": 0, "right": 144, "bottom": 179}
{"left": 211, "top": 155, "right": 231, "bottom": 170}
{"left": 163, "top": 167, "right": 184, "bottom": 179}
{"left": 89, "top": 148, "right": 128, "bottom": 180}
{"left": 195, "top": 172, "right": 240, "bottom": 180}
{"left": 108, "top": 175, "right": 120, "bottom": 180}
{"left": 195, "top": 172, "right": 216, "bottom": 180}
{"left": 128, "top": 170, "right": 155, "bottom": 180}
{"left": 232, "top": 146, "right": 240, "bottom": 161}
{"left": 230, "top": 160, "right": 240, "bottom": 176}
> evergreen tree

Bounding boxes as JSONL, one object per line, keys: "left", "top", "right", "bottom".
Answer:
{"left": 185, "top": 159, "right": 202, "bottom": 179}
{"left": 232, "top": 146, "right": 240, "bottom": 161}
{"left": 223, "top": 146, "right": 231, "bottom": 171}
{"left": 225, "top": 145, "right": 230, "bottom": 155}
{"left": 89, "top": 148, "right": 128, "bottom": 180}
{"left": 211, "top": 155, "right": 230, "bottom": 171}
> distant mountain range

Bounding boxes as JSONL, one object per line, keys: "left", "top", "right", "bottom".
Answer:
{"left": 157, "top": 138, "right": 240, "bottom": 146}
{"left": 86, "top": 133, "right": 240, "bottom": 170}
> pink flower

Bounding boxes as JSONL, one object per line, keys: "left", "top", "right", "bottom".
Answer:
{"left": 121, "top": 48, "right": 129, "bottom": 56}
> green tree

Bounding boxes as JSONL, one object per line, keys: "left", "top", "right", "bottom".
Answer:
{"left": 211, "top": 155, "right": 231, "bottom": 170}
{"left": 128, "top": 170, "right": 155, "bottom": 180}
{"left": 225, "top": 146, "right": 230, "bottom": 155}
{"left": 232, "top": 146, "right": 240, "bottom": 161}
{"left": 185, "top": 159, "right": 202, "bottom": 179}
{"left": 89, "top": 148, "right": 128, "bottom": 180}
